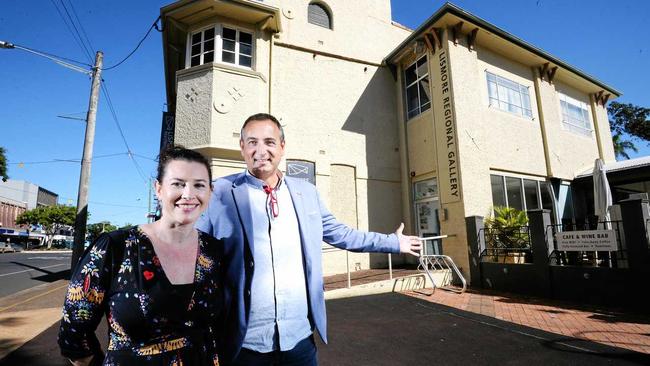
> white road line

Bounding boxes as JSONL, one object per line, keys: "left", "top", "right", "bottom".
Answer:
{"left": 0, "top": 263, "right": 68, "bottom": 277}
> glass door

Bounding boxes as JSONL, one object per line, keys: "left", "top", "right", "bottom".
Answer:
{"left": 414, "top": 179, "right": 441, "bottom": 255}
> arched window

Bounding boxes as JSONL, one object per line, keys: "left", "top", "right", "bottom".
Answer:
{"left": 308, "top": 3, "right": 332, "bottom": 29}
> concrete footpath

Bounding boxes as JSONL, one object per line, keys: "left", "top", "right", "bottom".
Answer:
{"left": 0, "top": 279, "right": 69, "bottom": 360}
{"left": 1, "top": 269, "right": 649, "bottom": 365}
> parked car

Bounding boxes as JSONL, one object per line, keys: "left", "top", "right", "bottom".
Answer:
{"left": 0, "top": 241, "right": 16, "bottom": 253}
{"left": 52, "top": 238, "right": 74, "bottom": 249}
{"left": 10, "top": 243, "right": 24, "bottom": 252}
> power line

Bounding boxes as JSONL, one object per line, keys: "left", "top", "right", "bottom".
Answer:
{"left": 56, "top": 196, "right": 148, "bottom": 209}
{"left": 99, "top": 79, "right": 149, "bottom": 183}
{"left": 102, "top": 208, "right": 147, "bottom": 219}
{"left": 49, "top": 0, "right": 93, "bottom": 64}
{"left": 102, "top": 16, "right": 161, "bottom": 71}
{"left": 58, "top": 0, "right": 94, "bottom": 62}
{"left": 90, "top": 201, "right": 147, "bottom": 209}
{"left": 65, "top": 0, "right": 95, "bottom": 54}
{"left": 6, "top": 42, "right": 91, "bottom": 69}
{"left": 7, "top": 152, "right": 129, "bottom": 166}
{"left": 132, "top": 153, "right": 157, "bottom": 162}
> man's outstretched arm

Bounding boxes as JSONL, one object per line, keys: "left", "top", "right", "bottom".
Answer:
{"left": 319, "top": 192, "right": 421, "bottom": 256}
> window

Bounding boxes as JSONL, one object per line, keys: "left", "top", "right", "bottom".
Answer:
{"left": 486, "top": 71, "right": 533, "bottom": 118}
{"left": 189, "top": 27, "right": 215, "bottom": 67}
{"left": 523, "top": 179, "right": 539, "bottom": 210}
{"left": 404, "top": 56, "right": 431, "bottom": 119}
{"left": 414, "top": 179, "right": 438, "bottom": 200}
{"left": 308, "top": 3, "right": 332, "bottom": 29}
{"left": 490, "top": 174, "right": 555, "bottom": 217}
{"left": 187, "top": 25, "right": 254, "bottom": 68}
{"left": 490, "top": 175, "right": 506, "bottom": 207}
{"left": 505, "top": 177, "right": 524, "bottom": 211}
{"left": 559, "top": 92, "right": 592, "bottom": 136}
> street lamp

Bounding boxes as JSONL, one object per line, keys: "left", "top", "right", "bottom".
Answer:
{"left": 1, "top": 40, "right": 103, "bottom": 268}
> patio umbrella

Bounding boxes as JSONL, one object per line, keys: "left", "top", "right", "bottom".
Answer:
{"left": 593, "top": 158, "right": 612, "bottom": 228}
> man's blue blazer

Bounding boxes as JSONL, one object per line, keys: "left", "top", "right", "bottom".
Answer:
{"left": 196, "top": 171, "right": 400, "bottom": 362}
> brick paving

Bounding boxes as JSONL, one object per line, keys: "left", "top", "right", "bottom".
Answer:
{"left": 407, "top": 287, "right": 650, "bottom": 354}
{"left": 318, "top": 268, "right": 650, "bottom": 355}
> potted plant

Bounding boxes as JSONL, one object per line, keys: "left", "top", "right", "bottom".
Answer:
{"left": 484, "top": 206, "right": 531, "bottom": 263}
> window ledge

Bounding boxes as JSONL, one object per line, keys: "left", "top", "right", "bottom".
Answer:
{"left": 177, "top": 62, "right": 267, "bottom": 83}
{"left": 561, "top": 125, "right": 593, "bottom": 138}
{"left": 487, "top": 104, "right": 535, "bottom": 121}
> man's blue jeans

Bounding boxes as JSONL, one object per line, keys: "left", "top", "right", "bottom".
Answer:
{"left": 228, "top": 336, "right": 318, "bottom": 366}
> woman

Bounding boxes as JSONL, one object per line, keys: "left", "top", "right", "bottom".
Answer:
{"left": 58, "top": 146, "right": 222, "bottom": 366}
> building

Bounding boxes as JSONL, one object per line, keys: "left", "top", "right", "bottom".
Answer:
{"left": 160, "top": 0, "right": 620, "bottom": 278}
{"left": 0, "top": 179, "right": 58, "bottom": 243}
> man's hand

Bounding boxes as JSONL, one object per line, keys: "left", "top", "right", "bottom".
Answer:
{"left": 395, "top": 223, "right": 422, "bottom": 257}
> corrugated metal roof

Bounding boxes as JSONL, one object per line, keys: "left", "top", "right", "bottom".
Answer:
{"left": 576, "top": 156, "right": 650, "bottom": 178}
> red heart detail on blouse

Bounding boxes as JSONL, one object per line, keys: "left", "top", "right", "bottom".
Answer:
{"left": 143, "top": 270, "right": 155, "bottom": 281}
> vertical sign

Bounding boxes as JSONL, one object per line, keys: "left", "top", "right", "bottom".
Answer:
{"left": 160, "top": 112, "right": 175, "bottom": 151}
{"left": 286, "top": 160, "right": 315, "bottom": 185}
{"left": 430, "top": 36, "right": 461, "bottom": 203}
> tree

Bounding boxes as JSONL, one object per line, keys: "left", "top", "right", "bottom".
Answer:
{"left": 118, "top": 223, "right": 134, "bottom": 231}
{"left": 612, "top": 133, "right": 638, "bottom": 160}
{"left": 0, "top": 146, "right": 8, "bottom": 182}
{"left": 16, "top": 205, "right": 77, "bottom": 249}
{"left": 607, "top": 102, "right": 649, "bottom": 159}
{"left": 87, "top": 221, "right": 118, "bottom": 243}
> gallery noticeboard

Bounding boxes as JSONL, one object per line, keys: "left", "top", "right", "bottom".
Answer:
{"left": 555, "top": 230, "right": 618, "bottom": 251}
{"left": 286, "top": 160, "right": 315, "bottom": 185}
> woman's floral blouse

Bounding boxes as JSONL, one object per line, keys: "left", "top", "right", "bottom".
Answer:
{"left": 58, "top": 227, "right": 222, "bottom": 365}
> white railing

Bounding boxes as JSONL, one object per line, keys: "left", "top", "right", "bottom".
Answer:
{"left": 417, "top": 235, "right": 467, "bottom": 295}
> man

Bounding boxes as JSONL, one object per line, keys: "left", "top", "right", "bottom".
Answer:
{"left": 197, "top": 113, "right": 421, "bottom": 365}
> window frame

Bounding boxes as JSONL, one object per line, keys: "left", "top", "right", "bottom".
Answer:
{"left": 558, "top": 92, "right": 592, "bottom": 136}
{"left": 490, "top": 174, "right": 552, "bottom": 214}
{"left": 185, "top": 23, "right": 255, "bottom": 70}
{"left": 485, "top": 71, "right": 533, "bottom": 119}
{"left": 404, "top": 55, "right": 431, "bottom": 120}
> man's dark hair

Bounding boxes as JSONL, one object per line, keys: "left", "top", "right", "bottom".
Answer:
{"left": 156, "top": 145, "right": 212, "bottom": 183}
{"left": 241, "top": 113, "right": 285, "bottom": 142}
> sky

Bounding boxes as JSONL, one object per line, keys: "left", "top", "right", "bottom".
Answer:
{"left": 1, "top": 0, "right": 648, "bottom": 227}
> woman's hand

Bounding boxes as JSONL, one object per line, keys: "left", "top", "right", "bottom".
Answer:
{"left": 69, "top": 355, "right": 93, "bottom": 366}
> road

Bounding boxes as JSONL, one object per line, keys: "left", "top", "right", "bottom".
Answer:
{"left": 0, "top": 252, "right": 71, "bottom": 298}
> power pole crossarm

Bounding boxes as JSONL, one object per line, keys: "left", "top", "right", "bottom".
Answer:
{"left": 71, "top": 51, "right": 103, "bottom": 269}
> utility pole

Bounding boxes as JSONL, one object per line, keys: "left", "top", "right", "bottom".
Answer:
{"left": 71, "top": 51, "right": 103, "bottom": 268}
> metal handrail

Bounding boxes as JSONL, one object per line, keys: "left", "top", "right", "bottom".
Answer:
{"left": 417, "top": 235, "right": 466, "bottom": 295}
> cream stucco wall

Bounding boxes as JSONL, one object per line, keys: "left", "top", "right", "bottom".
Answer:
{"left": 168, "top": 1, "right": 620, "bottom": 280}
{"left": 171, "top": 0, "right": 412, "bottom": 275}
{"left": 266, "top": 0, "right": 405, "bottom": 63}
{"left": 394, "top": 24, "right": 618, "bottom": 281}
{"left": 541, "top": 79, "right": 601, "bottom": 179}
{"left": 452, "top": 43, "right": 549, "bottom": 219}
{"left": 592, "top": 98, "right": 616, "bottom": 163}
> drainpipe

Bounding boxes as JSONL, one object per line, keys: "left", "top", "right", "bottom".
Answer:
{"left": 268, "top": 32, "right": 274, "bottom": 114}
{"left": 589, "top": 94, "right": 605, "bottom": 160}
{"left": 532, "top": 68, "right": 553, "bottom": 177}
